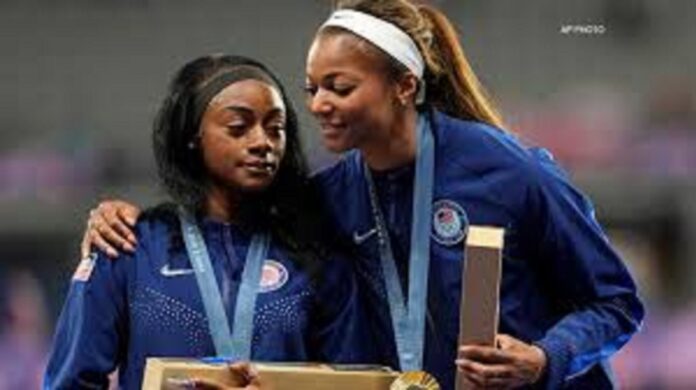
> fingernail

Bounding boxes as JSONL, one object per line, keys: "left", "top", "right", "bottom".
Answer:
{"left": 107, "top": 248, "right": 118, "bottom": 257}
{"left": 127, "top": 217, "right": 137, "bottom": 226}
{"left": 124, "top": 243, "right": 135, "bottom": 252}
{"left": 129, "top": 235, "right": 138, "bottom": 245}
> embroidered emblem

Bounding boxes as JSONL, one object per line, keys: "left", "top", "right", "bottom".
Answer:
{"left": 73, "top": 253, "right": 97, "bottom": 282}
{"left": 431, "top": 199, "right": 469, "bottom": 246}
{"left": 259, "top": 260, "right": 288, "bottom": 293}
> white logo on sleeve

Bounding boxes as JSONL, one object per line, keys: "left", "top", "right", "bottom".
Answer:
{"left": 73, "top": 253, "right": 98, "bottom": 282}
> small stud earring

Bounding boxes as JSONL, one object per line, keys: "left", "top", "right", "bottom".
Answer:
{"left": 187, "top": 141, "right": 196, "bottom": 150}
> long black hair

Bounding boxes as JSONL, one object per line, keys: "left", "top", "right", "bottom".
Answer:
{"left": 149, "top": 54, "right": 338, "bottom": 274}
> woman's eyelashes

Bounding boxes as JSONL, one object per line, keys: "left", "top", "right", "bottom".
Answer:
{"left": 224, "top": 119, "right": 285, "bottom": 139}
{"left": 303, "top": 80, "right": 356, "bottom": 97}
{"left": 226, "top": 121, "right": 248, "bottom": 136}
{"left": 265, "top": 121, "right": 286, "bottom": 138}
{"left": 332, "top": 83, "right": 355, "bottom": 96}
{"left": 303, "top": 84, "right": 318, "bottom": 97}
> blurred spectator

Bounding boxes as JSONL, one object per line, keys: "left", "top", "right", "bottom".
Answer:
{"left": 610, "top": 227, "right": 696, "bottom": 388}
{"left": 613, "top": 303, "right": 696, "bottom": 389}
{"left": 631, "top": 78, "right": 696, "bottom": 177}
{"left": 657, "top": 304, "right": 696, "bottom": 388}
{"left": 0, "top": 269, "right": 49, "bottom": 390}
{"left": 510, "top": 84, "right": 633, "bottom": 172}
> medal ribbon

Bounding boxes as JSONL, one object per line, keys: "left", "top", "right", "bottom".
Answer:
{"left": 364, "top": 114, "right": 435, "bottom": 370}
{"left": 179, "top": 207, "right": 270, "bottom": 360}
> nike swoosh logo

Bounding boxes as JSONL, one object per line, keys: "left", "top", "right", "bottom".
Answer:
{"left": 353, "top": 227, "right": 377, "bottom": 245}
{"left": 160, "top": 264, "right": 195, "bottom": 277}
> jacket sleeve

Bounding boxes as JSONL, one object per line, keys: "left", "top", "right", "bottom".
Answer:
{"left": 526, "top": 148, "right": 645, "bottom": 389}
{"left": 309, "top": 254, "right": 380, "bottom": 365}
{"left": 43, "top": 251, "right": 129, "bottom": 389}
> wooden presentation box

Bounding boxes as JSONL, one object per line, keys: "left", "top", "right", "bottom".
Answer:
{"left": 456, "top": 226, "right": 504, "bottom": 390}
{"left": 142, "top": 358, "right": 399, "bottom": 390}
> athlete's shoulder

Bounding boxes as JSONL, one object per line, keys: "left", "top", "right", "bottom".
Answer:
{"left": 524, "top": 146, "right": 597, "bottom": 217}
{"left": 433, "top": 110, "right": 531, "bottom": 165}
{"left": 430, "top": 111, "right": 541, "bottom": 187}
{"left": 119, "top": 202, "right": 183, "bottom": 267}
{"left": 310, "top": 151, "right": 362, "bottom": 194}
{"left": 135, "top": 203, "right": 179, "bottom": 237}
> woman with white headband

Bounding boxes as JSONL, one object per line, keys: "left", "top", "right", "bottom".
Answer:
{"left": 78, "top": 1, "right": 643, "bottom": 389}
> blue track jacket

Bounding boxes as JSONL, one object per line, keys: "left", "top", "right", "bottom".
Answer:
{"left": 45, "top": 209, "right": 373, "bottom": 389}
{"left": 314, "top": 109, "right": 644, "bottom": 389}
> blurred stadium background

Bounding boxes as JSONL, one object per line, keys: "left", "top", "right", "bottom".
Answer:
{"left": 1, "top": 0, "right": 695, "bottom": 388}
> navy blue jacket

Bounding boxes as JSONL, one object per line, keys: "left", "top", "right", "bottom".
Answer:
{"left": 315, "top": 110, "right": 644, "bottom": 389}
{"left": 45, "top": 209, "right": 373, "bottom": 389}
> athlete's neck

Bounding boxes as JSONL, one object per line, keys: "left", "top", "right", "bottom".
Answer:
{"left": 361, "top": 109, "right": 418, "bottom": 172}
{"left": 205, "top": 185, "right": 243, "bottom": 223}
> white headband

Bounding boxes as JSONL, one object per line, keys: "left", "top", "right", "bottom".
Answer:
{"left": 321, "top": 9, "right": 425, "bottom": 79}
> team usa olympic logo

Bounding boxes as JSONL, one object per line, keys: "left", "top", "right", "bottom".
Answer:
{"left": 259, "top": 260, "right": 289, "bottom": 293}
{"left": 431, "top": 199, "right": 469, "bottom": 246}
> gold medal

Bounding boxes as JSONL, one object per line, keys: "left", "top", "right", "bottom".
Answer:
{"left": 390, "top": 371, "right": 440, "bottom": 390}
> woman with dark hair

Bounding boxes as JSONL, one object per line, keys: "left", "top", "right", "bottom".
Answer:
{"left": 80, "top": 1, "right": 644, "bottom": 389}
{"left": 45, "top": 54, "right": 370, "bottom": 389}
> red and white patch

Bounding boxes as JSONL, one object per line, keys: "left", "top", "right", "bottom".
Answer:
{"left": 73, "top": 253, "right": 97, "bottom": 282}
{"left": 259, "top": 260, "right": 288, "bottom": 293}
